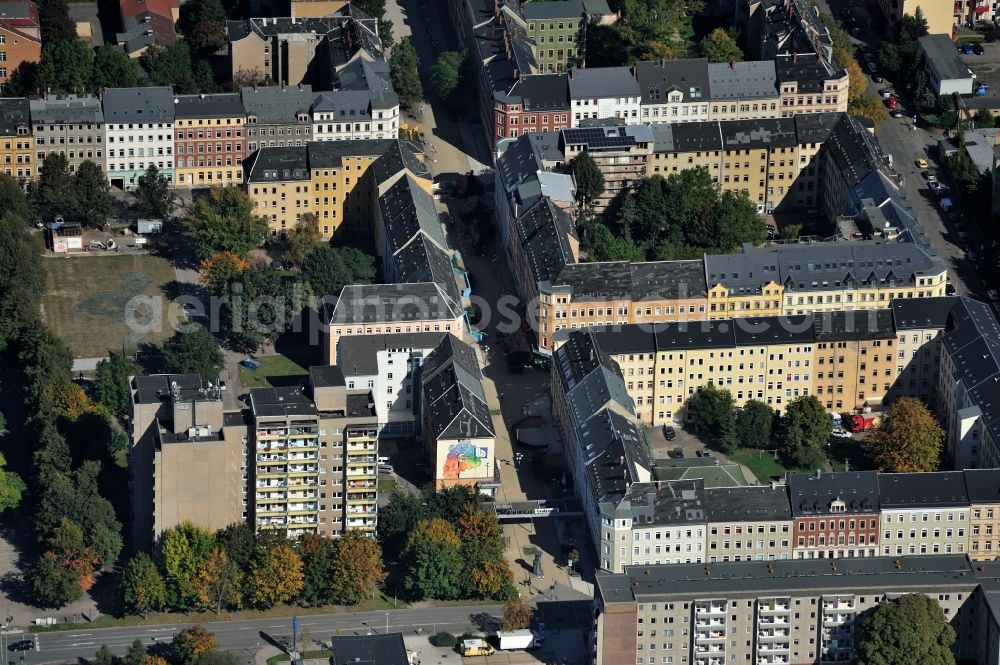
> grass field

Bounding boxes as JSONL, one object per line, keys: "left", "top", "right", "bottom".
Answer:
{"left": 237, "top": 354, "right": 309, "bottom": 388}
{"left": 654, "top": 463, "right": 747, "bottom": 487}
{"left": 42, "top": 254, "right": 176, "bottom": 357}
{"left": 729, "top": 448, "right": 807, "bottom": 483}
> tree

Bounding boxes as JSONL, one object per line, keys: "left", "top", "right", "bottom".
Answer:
{"left": 31, "top": 550, "right": 84, "bottom": 607}
{"left": 220, "top": 264, "right": 310, "bottom": 352}
{"left": 72, "top": 161, "right": 113, "bottom": 228}
{"left": 141, "top": 42, "right": 207, "bottom": 94}
{"left": 92, "top": 45, "right": 146, "bottom": 89}
{"left": 590, "top": 223, "right": 645, "bottom": 262}
{"left": 843, "top": 53, "right": 868, "bottom": 104}
{"left": 401, "top": 536, "right": 465, "bottom": 600}
{"left": 122, "top": 552, "right": 167, "bottom": 617}
{"left": 855, "top": 594, "right": 955, "bottom": 665}
{"left": 456, "top": 502, "right": 504, "bottom": 564}
{"left": 850, "top": 94, "right": 891, "bottom": 130}
{"left": 778, "top": 395, "right": 830, "bottom": 468}
{"left": 89, "top": 522, "right": 124, "bottom": 568}
{"left": 867, "top": 397, "right": 944, "bottom": 472}
{"left": 0, "top": 211, "right": 45, "bottom": 338}
{"left": 329, "top": 530, "right": 387, "bottom": 605}
{"left": 686, "top": 383, "right": 737, "bottom": 451}
{"left": 300, "top": 245, "right": 376, "bottom": 298}
{"left": 135, "top": 164, "right": 173, "bottom": 220}
{"left": 199, "top": 252, "right": 250, "bottom": 295}
{"left": 138, "top": 657, "right": 168, "bottom": 665}
{"left": 185, "top": 186, "right": 268, "bottom": 259}
{"left": 159, "top": 525, "right": 203, "bottom": 610}
{"left": 389, "top": 37, "right": 423, "bottom": 109}
{"left": 975, "top": 109, "right": 997, "bottom": 129}
{"left": 172, "top": 626, "right": 216, "bottom": 665}
{"left": 501, "top": 596, "right": 533, "bottom": 631}
{"left": 38, "top": 0, "right": 76, "bottom": 43}
{"left": 94, "top": 353, "right": 140, "bottom": 417}
{"left": 377, "top": 490, "right": 426, "bottom": 552}
{"left": 735, "top": 400, "right": 774, "bottom": 449}
{"left": 570, "top": 151, "right": 604, "bottom": 244}
{"left": 297, "top": 533, "right": 335, "bottom": 607}
{"left": 178, "top": 0, "right": 227, "bottom": 53}
{"left": 161, "top": 326, "right": 223, "bottom": 381}
{"left": 699, "top": 28, "right": 742, "bottom": 63}
{"left": 0, "top": 451, "right": 24, "bottom": 515}
{"left": 32, "top": 152, "right": 73, "bottom": 217}
{"left": 214, "top": 522, "right": 257, "bottom": 571}
{"left": 468, "top": 559, "right": 515, "bottom": 599}
{"left": 94, "top": 645, "right": 115, "bottom": 665}
{"left": 429, "top": 51, "right": 464, "bottom": 99}
{"left": 0, "top": 172, "right": 31, "bottom": 221}
{"left": 232, "top": 67, "right": 269, "bottom": 88}
{"left": 39, "top": 40, "right": 93, "bottom": 95}
{"left": 247, "top": 543, "right": 304, "bottom": 608}
{"left": 285, "top": 213, "right": 320, "bottom": 266}
{"left": 124, "top": 641, "right": 147, "bottom": 665}
{"left": 194, "top": 547, "right": 242, "bottom": 613}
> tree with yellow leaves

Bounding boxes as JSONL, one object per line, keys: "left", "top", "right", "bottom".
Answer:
{"left": 867, "top": 397, "right": 945, "bottom": 472}
{"left": 172, "top": 626, "right": 216, "bottom": 665}
{"left": 329, "top": 530, "right": 387, "bottom": 605}
{"left": 247, "top": 543, "right": 304, "bottom": 608}
{"left": 199, "top": 251, "right": 249, "bottom": 295}
{"left": 195, "top": 547, "right": 242, "bottom": 613}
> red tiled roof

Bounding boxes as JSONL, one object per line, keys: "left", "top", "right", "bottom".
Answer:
{"left": 119, "top": 0, "right": 177, "bottom": 21}
{"left": 0, "top": 0, "right": 39, "bottom": 29}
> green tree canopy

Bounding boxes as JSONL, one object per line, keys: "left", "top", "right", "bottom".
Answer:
{"left": 329, "top": 529, "right": 387, "bottom": 605}
{"left": 124, "top": 641, "right": 147, "bottom": 665}
{"left": 39, "top": 40, "right": 94, "bottom": 96}
{"left": 122, "top": 551, "right": 167, "bottom": 617}
{"left": 38, "top": 0, "right": 77, "bottom": 43}
{"left": 161, "top": 326, "right": 224, "bottom": 382}
{"left": 867, "top": 397, "right": 945, "bottom": 472}
{"left": 0, "top": 452, "right": 26, "bottom": 515}
{"left": 32, "top": 153, "right": 73, "bottom": 218}
{"left": 178, "top": 0, "right": 227, "bottom": 53}
{"left": 141, "top": 42, "right": 212, "bottom": 94}
{"left": 686, "top": 383, "right": 738, "bottom": 451}
{"left": 31, "top": 550, "right": 84, "bottom": 607}
{"left": 94, "top": 353, "right": 140, "bottom": 417}
{"left": 429, "top": 51, "right": 465, "bottom": 99}
{"left": 71, "top": 161, "right": 113, "bottom": 229}
{"left": 185, "top": 186, "right": 268, "bottom": 258}
{"left": 389, "top": 37, "right": 423, "bottom": 109}
{"left": 135, "top": 164, "right": 173, "bottom": 220}
{"left": 300, "top": 245, "right": 376, "bottom": 298}
{"left": 778, "top": 395, "right": 830, "bottom": 468}
{"left": 735, "top": 400, "right": 775, "bottom": 449}
{"left": 850, "top": 94, "right": 890, "bottom": 130}
{"left": 285, "top": 213, "right": 320, "bottom": 266}
{"left": 699, "top": 28, "right": 743, "bottom": 63}
{"left": 855, "top": 594, "right": 956, "bottom": 665}
{"left": 590, "top": 223, "right": 645, "bottom": 262}
{"left": 92, "top": 45, "right": 146, "bottom": 89}
{"left": 296, "top": 533, "right": 336, "bottom": 607}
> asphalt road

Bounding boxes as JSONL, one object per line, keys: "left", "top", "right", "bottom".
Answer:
{"left": 9, "top": 605, "right": 501, "bottom": 664}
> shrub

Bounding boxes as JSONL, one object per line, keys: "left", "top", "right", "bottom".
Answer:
{"left": 434, "top": 632, "right": 457, "bottom": 648}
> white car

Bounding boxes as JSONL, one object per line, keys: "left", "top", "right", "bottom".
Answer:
{"left": 831, "top": 428, "right": 853, "bottom": 439}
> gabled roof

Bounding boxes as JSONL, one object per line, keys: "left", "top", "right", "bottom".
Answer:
{"left": 173, "top": 93, "right": 246, "bottom": 119}
{"left": 635, "top": 59, "right": 710, "bottom": 105}
{"left": 878, "top": 472, "right": 969, "bottom": 509}
{"left": 514, "top": 197, "right": 577, "bottom": 286}
{"left": 371, "top": 139, "right": 429, "bottom": 186}
{"left": 708, "top": 60, "right": 777, "bottom": 99}
{"left": 0, "top": 98, "right": 30, "bottom": 135}
{"left": 379, "top": 174, "right": 446, "bottom": 254}
{"left": 329, "top": 283, "right": 463, "bottom": 324}
{"left": 101, "top": 87, "right": 175, "bottom": 124}
{"left": 581, "top": 409, "right": 652, "bottom": 505}
{"left": 421, "top": 334, "right": 494, "bottom": 440}
{"left": 499, "top": 73, "right": 571, "bottom": 110}
{"left": 568, "top": 66, "right": 639, "bottom": 100}
{"left": 787, "top": 471, "right": 879, "bottom": 516}
{"left": 240, "top": 85, "right": 313, "bottom": 124}
{"left": 330, "top": 634, "right": 408, "bottom": 665}
{"left": 30, "top": 95, "right": 104, "bottom": 126}
{"left": 942, "top": 297, "right": 1000, "bottom": 442}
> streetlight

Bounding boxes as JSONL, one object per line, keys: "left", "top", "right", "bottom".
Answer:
{"left": 385, "top": 613, "right": 389, "bottom": 635}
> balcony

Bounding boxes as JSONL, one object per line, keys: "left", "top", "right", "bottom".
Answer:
{"left": 696, "top": 619, "right": 725, "bottom": 628}
{"left": 347, "top": 480, "right": 376, "bottom": 490}
{"left": 288, "top": 465, "right": 318, "bottom": 474}
{"left": 346, "top": 518, "right": 377, "bottom": 528}
{"left": 758, "top": 629, "right": 790, "bottom": 640}
{"left": 823, "top": 614, "right": 853, "bottom": 625}
{"left": 759, "top": 603, "right": 790, "bottom": 613}
{"left": 695, "top": 603, "right": 727, "bottom": 615}
{"left": 758, "top": 616, "right": 788, "bottom": 625}
{"left": 255, "top": 481, "right": 288, "bottom": 488}
{"left": 288, "top": 503, "right": 318, "bottom": 513}
{"left": 758, "top": 657, "right": 788, "bottom": 665}
{"left": 822, "top": 600, "right": 855, "bottom": 611}
{"left": 694, "top": 645, "right": 724, "bottom": 654}
{"left": 695, "top": 630, "right": 725, "bottom": 641}
{"left": 757, "top": 643, "right": 790, "bottom": 653}
{"left": 288, "top": 516, "right": 318, "bottom": 525}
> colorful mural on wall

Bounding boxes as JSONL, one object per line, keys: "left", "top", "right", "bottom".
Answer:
{"left": 442, "top": 440, "right": 488, "bottom": 479}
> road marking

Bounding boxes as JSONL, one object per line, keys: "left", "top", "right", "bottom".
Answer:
{"left": 150, "top": 628, "right": 174, "bottom": 632}
{"left": 70, "top": 642, "right": 94, "bottom": 647}
{"left": 66, "top": 634, "right": 92, "bottom": 638}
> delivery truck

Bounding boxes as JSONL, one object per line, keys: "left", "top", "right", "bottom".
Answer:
{"left": 497, "top": 629, "right": 536, "bottom": 650}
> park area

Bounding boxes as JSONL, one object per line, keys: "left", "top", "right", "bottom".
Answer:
{"left": 41, "top": 254, "right": 176, "bottom": 358}
{"left": 237, "top": 354, "right": 309, "bottom": 389}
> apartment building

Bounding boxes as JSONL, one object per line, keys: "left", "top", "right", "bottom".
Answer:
{"left": 337, "top": 332, "right": 444, "bottom": 438}
{"left": 29, "top": 95, "right": 104, "bottom": 174}
{"left": 775, "top": 53, "right": 849, "bottom": 118}
{"left": 743, "top": 0, "right": 835, "bottom": 65}
{"left": 128, "top": 374, "right": 246, "bottom": 548}
{"left": 420, "top": 334, "right": 496, "bottom": 490}
{"left": 508, "top": 197, "right": 579, "bottom": 305}
{"left": 610, "top": 480, "right": 708, "bottom": 570}
{"left": 0, "top": 98, "right": 32, "bottom": 180}
{"left": 241, "top": 85, "right": 314, "bottom": 154}
{"left": 0, "top": 0, "right": 40, "bottom": 89}
{"left": 939, "top": 297, "right": 1000, "bottom": 469}
{"left": 243, "top": 139, "right": 391, "bottom": 237}
{"left": 812, "top": 309, "right": 897, "bottom": 411}
{"left": 492, "top": 74, "right": 572, "bottom": 142}
{"left": 560, "top": 124, "right": 652, "bottom": 211}
{"left": 705, "top": 485, "right": 794, "bottom": 562}
{"left": 311, "top": 82, "right": 400, "bottom": 142}
{"left": 225, "top": 10, "right": 383, "bottom": 87}
{"left": 172, "top": 93, "right": 247, "bottom": 188}
{"left": 502, "top": 0, "right": 591, "bottom": 73}
{"left": 966, "top": 469, "right": 1000, "bottom": 560}
{"left": 249, "top": 367, "right": 380, "bottom": 538}
{"left": 876, "top": 0, "right": 953, "bottom": 37}
{"left": 788, "top": 470, "right": 880, "bottom": 559}
{"left": 325, "top": 282, "right": 466, "bottom": 364}
{"left": 878, "top": 471, "right": 970, "bottom": 558}
{"left": 103, "top": 86, "right": 174, "bottom": 189}
{"left": 594, "top": 556, "right": 990, "bottom": 665}
{"left": 889, "top": 296, "right": 955, "bottom": 403}
{"left": 116, "top": 0, "right": 178, "bottom": 57}
{"left": 636, "top": 59, "right": 712, "bottom": 124}
{"left": 568, "top": 67, "right": 641, "bottom": 123}
{"left": 706, "top": 60, "right": 780, "bottom": 121}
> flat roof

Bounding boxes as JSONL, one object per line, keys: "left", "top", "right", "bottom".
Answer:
{"left": 920, "top": 34, "right": 974, "bottom": 83}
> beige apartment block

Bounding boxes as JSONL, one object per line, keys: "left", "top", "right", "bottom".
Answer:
{"left": 705, "top": 485, "right": 794, "bottom": 562}
{"left": 889, "top": 296, "right": 954, "bottom": 404}
{"left": 878, "top": 0, "right": 953, "bottom": 36}
{"left": 812, "top": 309, "right": 897, "bottom": 412}
{"left": 966, "top": 470, "right": 1000, "bottom": 560}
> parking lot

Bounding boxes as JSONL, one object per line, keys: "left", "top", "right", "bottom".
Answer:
{"left": 644, "top": 422, "right": 714, "bottom": 461}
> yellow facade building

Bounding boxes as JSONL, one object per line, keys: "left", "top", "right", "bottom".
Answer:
{"left": 0, "top": 98, "right": 33, "bottom": 180}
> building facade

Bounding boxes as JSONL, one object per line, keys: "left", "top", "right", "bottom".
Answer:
{"left": 788, "top": 471, "right": 880, "bottom": 559}
{"left": 102, "top": 86, "right": 175, "bottom": 189}
{"left": 0, "top": 97, "right": 32, "bottom": 180}
{"left": 241, "top": 85, "right": 314, "bottom": 154}
{"left": 705, "top": 485, "right": 794, "bottom": 562}
{"left": 172, "top": 93, "right": 247, "bottom": 188}
{"left": 878, "top": 471, "right": 970, "bottom": 557}
{"left": 560, "top": 124, "right": 652, "bottom": 212}
{"left": 568, "top": 67, "right": 641, "bottom": 123}
{"left": 311, "top": 87, "right": 400, "bottom": 142}
{"left": 29, "top": 95, "right": 104, "bottom": 175}
{"left": 889, "top": 296, "right": 954, "bottom": 403}
{"left": 0, "top": 0, "right": 40, "bottom": 89}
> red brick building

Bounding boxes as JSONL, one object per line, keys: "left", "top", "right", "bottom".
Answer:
{"left": 789, "top": 470, "right": 880, "bottom": 559}
{"left": 0, "top": 0, "right": 41, "bottom": 89}
{"left": 493, "top": 73, "right": 570, "bottom": 142}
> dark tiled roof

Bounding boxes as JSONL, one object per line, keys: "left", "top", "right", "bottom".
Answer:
{"left": 0, "top": 97, "right": 30, "bottom": 135}
{"left": 173, "top": 93, "right": 246, "bottom": 119}
{"left": 245, "top": 146, "right": 309, "bottom": 182}
{"left": 240, "top": 85, "right": 313, "bottom": 124}
{"left": 891, "top": 296, "right": 958, "bottom": 330}
{"left": 942, "top": 297, "right": 1000, "bottom": 442}
{"left": 132, "top": 373, "right": 204, "bottom": 404}
{"left": 102, "top": 87, "right": 175, "bottom": 124}
{"left": 29, "top": 95, "right": 103, "bottom": 126}
{"left": 329, "top": 283, "right": 463, "bottom": 324}
{"left": 309, "top": 365, "right": 345, "bottom": 388}
{"left": 787, "top": 471, "right": 879, "bottom": 516}
{"left": 338, "top": 332, "right": 445, "bottom": 376}
{"left": 546, "top": 260, "right": 707, "bottom": 300}
{"left": 568, "top": 66, "right": 639, "bottom": 100}
{"left": 500, "top": 73, "right": 570, "bottom": 111}
{"left": 581, "top": 409, "right": 652, "bottom": 504}
{"left": 514, "top": 198, "right": 577, "bottom": 286}
{"left": 635, "top": 59, "right": 710, "bottom": 105}
{"left": 421, "top": 334, "right": 494, "bottom": 440}
{"left": 964, "top": 469, "right": 1000, "bottom": 503}
{"left": 705, "top": 485, "right": 792, "bottom": 522}
{"left": 330, "top": 634, "right": 408, "bottom": 665}
{"left": 877, "top": 472, "right": 969, "bottom": 509}
{"left": 812, "top": 308, "right": 895, "bottom": 340}
{"left": 249, "top": 386, "right": 317, "bottom": 417}
{"left": 625, "top": 479, "right": 705, "bottom": 526}
{"left": 774, "top": 53, "right": 844, "bottom": 93}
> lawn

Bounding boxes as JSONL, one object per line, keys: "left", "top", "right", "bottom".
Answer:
{"left": 238, "top": 354, "right": 309, "bottom": 389}
{"left": 828, "top": 438, "right": 876, "bottom": 473}
{"left": 729, "top": 448, "right": 805, "bottom": 483}
{"left": 42, "top": 254, "right": 176, "bottom": 357}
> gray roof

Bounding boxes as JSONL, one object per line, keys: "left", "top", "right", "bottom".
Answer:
{"left": 787, "top": 471, "right": 879, "bottom": 517}
{"left": 330, "top": 634, "right": 408, "bottom": 665}
{"left": 707, "top": 61, "right": 778, "bottom": 99}
{"left": 240, "top": 85, "right": 314, "bottom": 124}
{"left": 498, "top": 74, "right": 570, "bottom": 111}
{"left": 812, "top": 308, "right": 895, "bottom": 341}
{"left": 173, "top": 93, "right": 246, "bottom": 119}
{"left": 337, "top": 332, "right": 446, "bottom": 376}
{"left": 555, "top": 330, "right": 634, "bottom": 427}
{"left": 334, "top": 58, "right": 399, "bottom": 110}
{"left": 245, "top": 146, "right": 309, "bottom": 183}
{"left": 311, "top": 90, "right": 374, "bottom": 119}
{"left": 891, "top": 296, "right": 957, "bottom": 330}
{"left": 705, "top": 485, "right": 792, "bottom": 522}
{"left": 421, "top": 334, "right": 494, "bottom": 440}
{"left": 29, "top": 95, "right": 104, "bottom": 126}
{"left": 721, "top": 118, "right": 797, "bottom": 150}
{"left": 942, "top": 297, "right": 1000, "bottom": 442}
{"left": 514, "top": 198, "right": 578, "bottom": 287}
{"left": 581, "top": 409, "right": 652, "bottom": 505}
{"left": 774, "top": 53, "right": 844, "bottom": 92}
{"left": 329, "top": 283, "right": 463, "bottom": 325}
{"left": 379, "top": 174, "right": 446, "bottom": 254}
{"left": 568, "top": 66, "right": 640, "bottom": 100}
{"left": 545, "top": 260, "right": 707, "bottom": 300}
{"left": 309, "top": 365, "right": 345, "bottom": 388}
{"left": 249, "top": 386, "right": 317, "bottom": 418}
{"left": 561, "top": 124, "right": 654, "bottom": 151}
{"left": 878, "top": 472, "right": 969, "bottom": 509}
{"left": 0, "top": 98, "right": 28, "bottom": 136}
{"left": 920, "top": 34, "right": 974, "bottom": 82}
{"left": 226, "top": 10, "right": 382, "bottom": 64}
{"left": 635, "top": 59, "right": 710, "bottom": 105}
{"left": 102, "top": 87, "right": 175, "bottom": 124}
{"left": 371, "top": 140, "right": 430, "bottom": 186}
{"left": 132, "top": 373, "right": 206, "bottom": 404}
{"left": 593, "top": 316, "right": 814, "bottom": 355}
{"left": 624, "top": 479, "right": 705, "bottom": 526}
{"left": 963, "top": 469, "right": 1000, "bottom": 503}
{"left": 650, "top": 121, "right": 721, "bottom": 154}
{"left": 597, "top": 555, "right": 981, "bottom": 604}
{"left": 519, "top": 0, "right": 586, "bottom": 20}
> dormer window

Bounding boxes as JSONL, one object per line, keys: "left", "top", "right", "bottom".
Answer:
{"left": 830, "top": 498, "right": 846, "bottom": 513}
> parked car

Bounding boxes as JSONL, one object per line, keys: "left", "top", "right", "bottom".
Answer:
{"left": 916, "top": 158, "right": 928, "bottom": 170}
{"left": 866, "top": 61, "right": 877, "bottom": 74}
{"left": 928, "top": 180, "right": 943, "bottom": 192}
{"left": 831, "top": 428, "right": 852, "bottom": 439}
{"left": 663, "top": 425, "right": 677, "bottom": 440}
{"left": 946, "top": 283, "right": 957, "bottom": 295}
{"left": 878, "top": 89, "right": 893, "bottom": 99}
{"left": 8, "top": 641, "right": 32, "bottom": 652}
{"left": 974, "top": 43, "right": 986, "bottom": 55}
{"left": 671, "top": 447, "right": 684, "bottom": 459}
